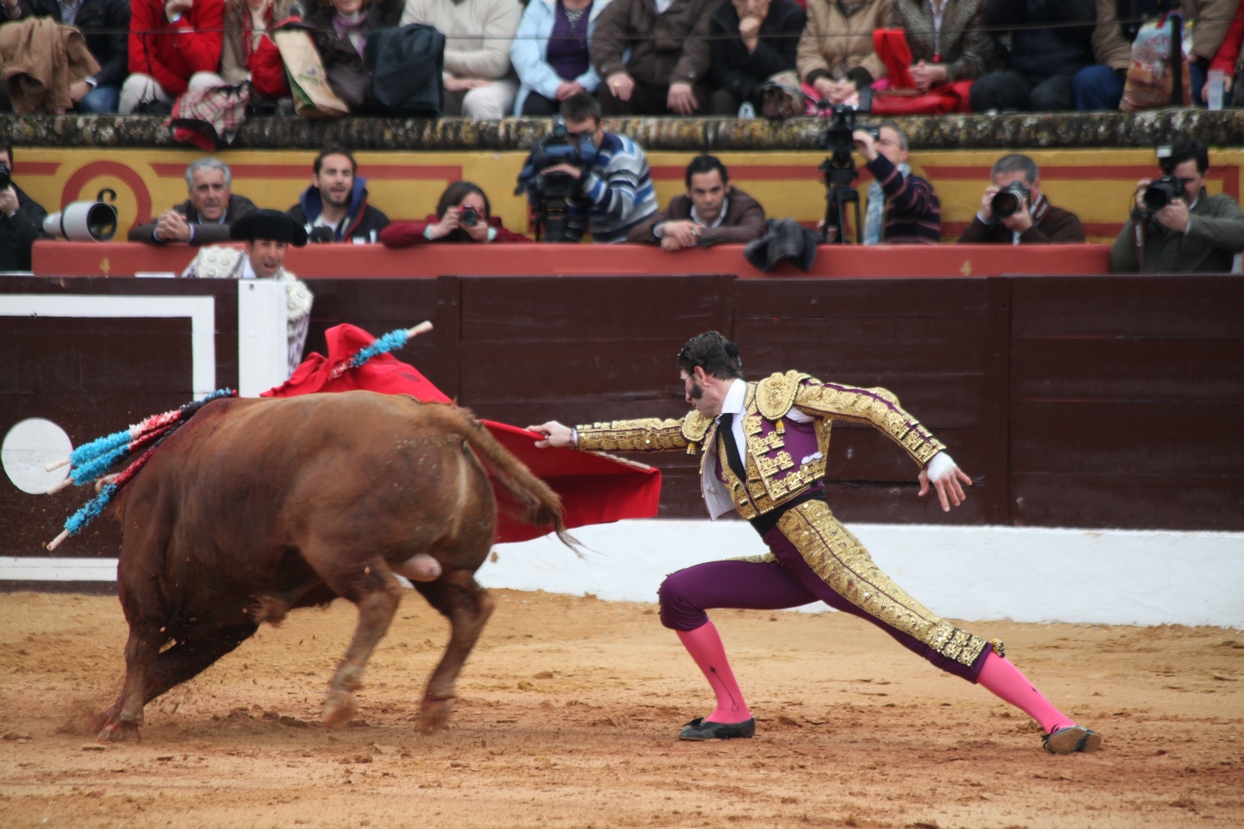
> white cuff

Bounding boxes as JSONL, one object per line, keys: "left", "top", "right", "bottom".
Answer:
{"left": 925, "top": 452, "right": 955, "bottom": 483}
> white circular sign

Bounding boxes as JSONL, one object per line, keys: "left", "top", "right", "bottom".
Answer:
{"left": 2, "top": 418, "right": 74, "bottom": 495}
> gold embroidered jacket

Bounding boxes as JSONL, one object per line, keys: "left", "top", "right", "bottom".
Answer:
{"left": 576, "top": 370, "right": 945, "bottom": 520}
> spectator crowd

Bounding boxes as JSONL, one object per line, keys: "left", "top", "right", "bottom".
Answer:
{"left": 1, "top": 0, "right": 1242, "bottom": 116}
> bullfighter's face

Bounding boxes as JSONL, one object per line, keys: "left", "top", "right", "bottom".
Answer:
{"left": 247, "top": 238, "right": 289, "bottom": 279}
{"left": 189, "top": 168, "right": 230, "bottom": 222}
{"left": 680, "top": 367, "right": 725, "bottom": 418}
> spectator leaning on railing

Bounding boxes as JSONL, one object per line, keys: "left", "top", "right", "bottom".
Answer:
{"left": 958, "top": 154, "right": 1084, "bottom": 244}
{"left": 1110, "top": 138, "right": 1244, "bottom": 273}
{"left": 627, "top": 155, "right": 766, "bottom": 249}
{"left": 121, "top": 0, "right": 226, "bottom": 114}
{"left": 128, "top": 157, "right": 258, "bottom": 245}
{"left": 287, "top": 146, "right": 389, "bottom": 244}
{"left": 1, "top": 0, "right": 130, "bottom": 113}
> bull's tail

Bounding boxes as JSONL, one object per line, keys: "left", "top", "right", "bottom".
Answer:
{"left": 442, "top": 407, "right": 578, "bottom": 554}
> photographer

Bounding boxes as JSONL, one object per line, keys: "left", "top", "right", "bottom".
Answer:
{"left": 287, "top": 148, "right": 389, "bottom": 245}
{"left": 379, "top": 182, "right": 530, "bottom": 246}
{"left": 533, "top": 92, "right": 658, "bottom": 243}
{"left": 958, "top": 154, "right": 1084, "bottom": 245}
{"left": 1110, "top": 138, "right": 1244, "bottom": 273}
{"left": 853, "top": 122, "right": 940, "bottom": 245}
{"left": 0, "top": 142, "right": 48, "bottom": 272}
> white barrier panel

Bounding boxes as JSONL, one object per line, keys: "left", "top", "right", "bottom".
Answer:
{"left": 5, "top": 523, "right": 1242, "bottom": 629}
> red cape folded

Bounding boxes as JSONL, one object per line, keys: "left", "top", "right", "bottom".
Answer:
{"left": 263, "top": 324, "right": 661, "bottom": 542}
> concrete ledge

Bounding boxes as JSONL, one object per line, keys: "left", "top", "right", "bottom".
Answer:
{"left": 3, "top": 109, "right": 1243, "bottom": 151}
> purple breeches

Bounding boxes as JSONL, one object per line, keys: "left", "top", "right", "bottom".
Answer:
{"left": 657, "top": 524, "right": 990, "bottom": 682}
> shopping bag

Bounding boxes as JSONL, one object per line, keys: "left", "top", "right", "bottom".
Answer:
{"left": 273, "top": 29, "right": 349, "bottom": 118}
{"left": 1120, "top": 14, "right": 1193, "bottom": 111}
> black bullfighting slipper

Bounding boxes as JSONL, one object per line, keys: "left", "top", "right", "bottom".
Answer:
{"left": 678, "top": 717, "right": 756, "bottom": 741}
{"left": 1042, "top": 725, "right": 1102, "bottom": 755}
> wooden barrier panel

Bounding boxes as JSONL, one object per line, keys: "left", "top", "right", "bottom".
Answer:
{"left": 31, "top": 241, "right": 1112, "bottom": 279}
{"left": 2, "top": 272, "right": 1239, "bottom": 564}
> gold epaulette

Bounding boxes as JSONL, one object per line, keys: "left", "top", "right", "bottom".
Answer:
{"left": 755, "top": 371, "right": 809, "bottom": 420}
{"left": 681, "top": 411, "right": 712, "bottom": 455}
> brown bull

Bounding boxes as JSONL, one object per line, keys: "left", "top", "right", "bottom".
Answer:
{"left": 98, "top": 391, "right": 568, "bottom": 741}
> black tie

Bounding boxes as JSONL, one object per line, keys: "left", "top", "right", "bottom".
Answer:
{"left": 718, "top": 412, "right": 747, "bottom": 481}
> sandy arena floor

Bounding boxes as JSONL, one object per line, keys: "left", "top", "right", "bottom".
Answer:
{"left": 0, "top": 588, "right": 1241, "bottom": 828}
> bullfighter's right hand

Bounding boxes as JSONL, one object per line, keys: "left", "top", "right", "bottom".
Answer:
{"left": 528, "top": 421, "right": 573, "bottom": 449}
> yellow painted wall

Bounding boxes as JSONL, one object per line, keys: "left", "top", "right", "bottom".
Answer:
{"left": 13, "top": 146, "right": 1244, "bottom": 244}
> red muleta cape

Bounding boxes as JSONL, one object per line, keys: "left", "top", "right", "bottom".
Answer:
{"left": 263, "top": 324, "right": 661, "bottom": 542}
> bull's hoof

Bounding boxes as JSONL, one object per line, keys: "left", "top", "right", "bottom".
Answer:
{"left": 322, "top": 690, "right": 357, "bottom": 730}
{"left": 97, "top": 718, "right": 140, "bottom": 743}
{"left": 417, "top": 698, "right": 454, "bottom": 733}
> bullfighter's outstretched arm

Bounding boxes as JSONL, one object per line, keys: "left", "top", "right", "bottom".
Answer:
{"left": 791, "top": 379, "right": 945, "bottom": 467}
{"left": 529, "top": 418, "right": 690, "bottom": 454}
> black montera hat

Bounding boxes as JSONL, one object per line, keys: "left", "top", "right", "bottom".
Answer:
{"left": 229, "top": 209, "right": 309, "bottom": 246}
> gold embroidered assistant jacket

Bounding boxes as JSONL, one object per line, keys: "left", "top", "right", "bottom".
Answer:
{"left": 576, "top": 371, "right": 945, "bottom": 520}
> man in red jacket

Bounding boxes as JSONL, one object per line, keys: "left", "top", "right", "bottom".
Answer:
{"left": 120, "top": 0, "right": 225, "bottom": 114}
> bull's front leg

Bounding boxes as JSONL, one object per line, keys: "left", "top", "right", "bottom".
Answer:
{"left": 413, "top": 570, "right": 495, "bottom": 733}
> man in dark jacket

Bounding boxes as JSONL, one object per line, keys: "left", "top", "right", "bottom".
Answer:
{"left": 0, "top": 142, "right": 48, "bottom": 272}
{"left": 287, "top": 147, "right": 390, "bottom": 244}
{"left": 627, "top": 155, "right": 766, "bottom": 248}
{"left": 128, "top": 158, "right": 258, "bottom": 246}
{"left": 1, "top": 0, "right": 129, "bottom": 112}
{"left": 969, "top": 0, "right": 1096, "bottom": 112}
{"left": 590, "top": 0, "right": 717, "bottom": 115}
{"left": 958, "top": 154, "right": 1085, "bottom": 244}
{"left": 708, "top": 0, "right": 805, "bottom": 115}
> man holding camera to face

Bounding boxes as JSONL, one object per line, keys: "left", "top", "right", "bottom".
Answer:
{"left": 958, "top": 154, "right": 1084, "bottom": 245}
{"left": 0, "top": 142, "right": 48, "bottom": 272}
{"left": 1110, "top": 138, "right": 1244, "bottom": 273}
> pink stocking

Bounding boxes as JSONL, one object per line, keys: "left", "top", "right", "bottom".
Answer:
{"left": 976, "top": 650, "right": 1074, "bottom": 734}
{"left": 676, "top": 621, "right": 752, "bottom": 724}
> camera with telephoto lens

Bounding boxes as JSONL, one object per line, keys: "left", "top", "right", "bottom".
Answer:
{"left": 1143, "top": 175, "right": 1184, "bottom": 214}
{"left": 516, "top": 116, "right": 599, "bottom": 242}
{"left": 459, "top": 205, "right": 479, "bottom": 227}
{"left": 42, "top": 189, "right": 119, "bottom": 242}
{"left": 991, "top": 181, "right": 1031, "bottom": 220}
{"left": 0, "top": 162, "right": 10, "bottom": 191}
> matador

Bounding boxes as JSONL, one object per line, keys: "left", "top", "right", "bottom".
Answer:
{"left": 531, "top": 331, "right": 1100, "bottom": 754}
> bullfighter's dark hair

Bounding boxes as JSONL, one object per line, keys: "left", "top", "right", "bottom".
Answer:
{"left": 560, "top": 91, "right": 602, "bottom": 125}
{"left": 685, "top": 155, "right": 729, "bottom": 188}
{"left": 1161, "top": 138, "right": 1209, "bottom": 175}
{"left": 314, "top": 147, "right": 357, "bottom": 176}
{"left": 435, "top": 181, "right": 490, "bottom": 220}
{"left": 677, "top": 331, "right": 743, "bottom": 381}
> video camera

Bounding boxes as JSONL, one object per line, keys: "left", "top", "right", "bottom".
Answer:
{"left": 814, "top": 92, "right": 875, "bottom": 245}
{"left": 991, "top": 181, "right": 1031, "bottom": 220}
{"left": 517, "top": 116, "right": 598, "bottom": 242}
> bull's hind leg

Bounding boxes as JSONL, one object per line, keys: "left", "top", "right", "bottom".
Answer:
{"left": 413, "top": 569, "right": 496, "bottom": 732}
{"left": 317, "top": 558, "right": 404, "bottom": 730}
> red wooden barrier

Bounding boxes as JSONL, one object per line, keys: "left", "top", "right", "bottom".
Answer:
{"left": 32, "top": 241, "right": 1112, "bottom": 279}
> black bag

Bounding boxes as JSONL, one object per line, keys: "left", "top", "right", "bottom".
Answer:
{"left": 365, "top": 24, "right": 445, "bottom": 117}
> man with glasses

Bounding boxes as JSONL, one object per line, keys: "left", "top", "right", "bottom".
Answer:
{"left": 536, "top": 91, "right": 658, "bottom": 243}
{"left": 958, "top": 153, "right": 1084, "bottom": 245}
{"left": 851, "top": 122, "right": 940, "bottom": 245}
{"left": 1110, "top": 138, "right": 1244, "bottom": 273}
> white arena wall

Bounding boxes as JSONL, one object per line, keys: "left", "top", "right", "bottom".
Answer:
{"left": 5, "top": 521, "right": 1242, "bottom": 630}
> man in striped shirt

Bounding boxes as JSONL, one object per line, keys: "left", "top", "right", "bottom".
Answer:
{"left": 539, "top": 92, "right": 659, "bottom": 243}
{"left": 854, "top": 122, "right": 941, "bottom": 245}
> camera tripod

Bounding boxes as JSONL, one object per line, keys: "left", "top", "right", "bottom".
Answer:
{"left": 820, "top": 151, "right": 861, "bottom": 245}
